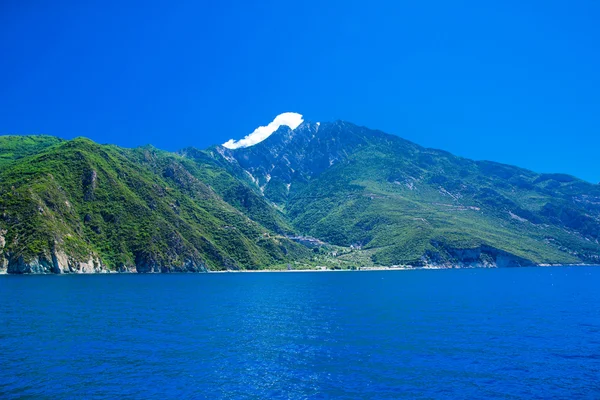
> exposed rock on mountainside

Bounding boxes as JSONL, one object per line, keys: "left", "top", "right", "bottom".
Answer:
{"left": 5, "top": 250, "right": 106, "bottom": 274}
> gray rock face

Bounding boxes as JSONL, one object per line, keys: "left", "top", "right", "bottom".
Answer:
{"left": 3, "top": 246, "right": 208, "bottom": 274}
{"left": 133, "top": 251, "right": 208, "bottom": 273}
{"left": 6, "top": 250, "right": 107, "bottom": 274}
{"left": 116, "top": 264, "right": 136, "bottom": 273}
{"left": 424, "top": 244, "right": 534, "bottom": 268}
{"left": 0, "top": 230, "right": 6, "bottom": 273}
{"left": 83, "top": 169, "right": 98, "bottom": 201}
{"left": 134, "top": 258, "right": 207, "bottom": 273}
{"left": 219, "top": 121, "right": 391, "bottom": 203}
{"left": 7, "top": 255, "right": 55, "bottom": 274}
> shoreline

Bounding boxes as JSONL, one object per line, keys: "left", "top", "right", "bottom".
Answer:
{"left": 1, "top": 263, "right": 598, "bottom": 276}
{"left": 208, "top": 263, "right": 599, "bottom": 273}
{"left": 209, "top": 266, "right": 439, "bottom": 273}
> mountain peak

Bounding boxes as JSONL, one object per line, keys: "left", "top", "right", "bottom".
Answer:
{"left": 222, "top": 112, "right": 304, "bottom": 149}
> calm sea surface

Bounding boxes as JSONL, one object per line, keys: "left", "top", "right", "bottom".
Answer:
{"left": 1, "top": 267, "right": 600, "bottom": 399}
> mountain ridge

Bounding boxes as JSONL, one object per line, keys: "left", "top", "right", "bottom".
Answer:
{"left": 1, "top": 119, "right": 599, "bottom": 273}
{"left": 216, "top": 120, "right": 600, "bottom": 266}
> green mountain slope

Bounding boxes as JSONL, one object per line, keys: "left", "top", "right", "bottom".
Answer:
{"left": 176, "top": 146, "right": 294, "bottom": 234}
{"left": 0, "top": 135, "right": 63, "bottom": 167}
{"left": 0, "top": 137, "right": 309, "bottom": 273}
{"left": 221, "top": 121, "right": 600, "bottom": 267}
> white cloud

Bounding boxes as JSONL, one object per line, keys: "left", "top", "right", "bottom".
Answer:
{"left": 222, "top": 112, "right": 303, "bottom": 149}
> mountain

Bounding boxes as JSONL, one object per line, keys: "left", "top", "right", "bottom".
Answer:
{"left": 1, "top": 120, "right": 599, "bottom": 274}
{"left": 216, "top": 120, "right": 600, "bottom": 267}
{"left": 0, "top": 137, "right": 309, "bottom": 273}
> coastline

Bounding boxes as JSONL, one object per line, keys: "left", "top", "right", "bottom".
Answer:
{"left": 2, "top": 263, "right": 598, "bottom": 275}
{"left": 209, "top": 263, "right": 598, "bottom": 273}
{"left": 209, "top": 266, "right": 437, "bottom": 273}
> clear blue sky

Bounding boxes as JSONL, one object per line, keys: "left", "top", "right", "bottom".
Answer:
{"left": 1, "top": 0, "right": 599, "bottom": 182}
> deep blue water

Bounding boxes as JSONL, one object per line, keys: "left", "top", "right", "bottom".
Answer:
{"left": 1, "top": 267, "right": 600, "bottom": 399}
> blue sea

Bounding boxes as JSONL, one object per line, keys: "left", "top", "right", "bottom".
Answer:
{"left": 1, "top": 267, "right": 600, "bottom": 399}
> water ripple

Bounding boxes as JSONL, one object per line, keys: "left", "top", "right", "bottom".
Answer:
{"left": 1, "top": 267, "right": 600, "bottom": 398}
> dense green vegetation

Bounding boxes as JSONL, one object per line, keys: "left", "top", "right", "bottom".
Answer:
{"left": 221, "top": 121, "right": 600, "bottom": 266}
{"left": 0, "top": 138, "right": 309, "bottom": 272}
{"left": 1, "top": 121, "right": 599, "bottom": 273}
{"left": 0, "top": 135, "right": 63, "bottom": 167}
{"left": 285, "top": 148, "right": 589, "bottom": 265}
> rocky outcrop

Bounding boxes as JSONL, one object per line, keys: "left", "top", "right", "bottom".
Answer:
{"left": 83, "top": 169, "right": 98, "bottom": 201}
{"left": 0, "top": 229, "right": 6, "bottom": 273}
{"left": 116, "top": 264, "right": 136, "bottom": 273}
{"left": 134, "top": 255, "right": 207, "bottom": 273}
{"left": 219, "top": 121, "right": 376, "bottom": 204}
{"left": 4, "top": 252, "right": 209, "bottom": 274}
{"left": 425, "top": 243, "right": 535, "bottom": 268}
{"left": 6, "top": 249, "right": 107, "bottom": 274}
{"left": 3, "top": 245, "right": 209, "bottom": 274}
{"left": 6, "top": 255, "right": 55, "bottom": 274}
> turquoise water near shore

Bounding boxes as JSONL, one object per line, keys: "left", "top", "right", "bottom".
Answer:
{"left": 1, "top": 267, "right": 600, "bottom": 399}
